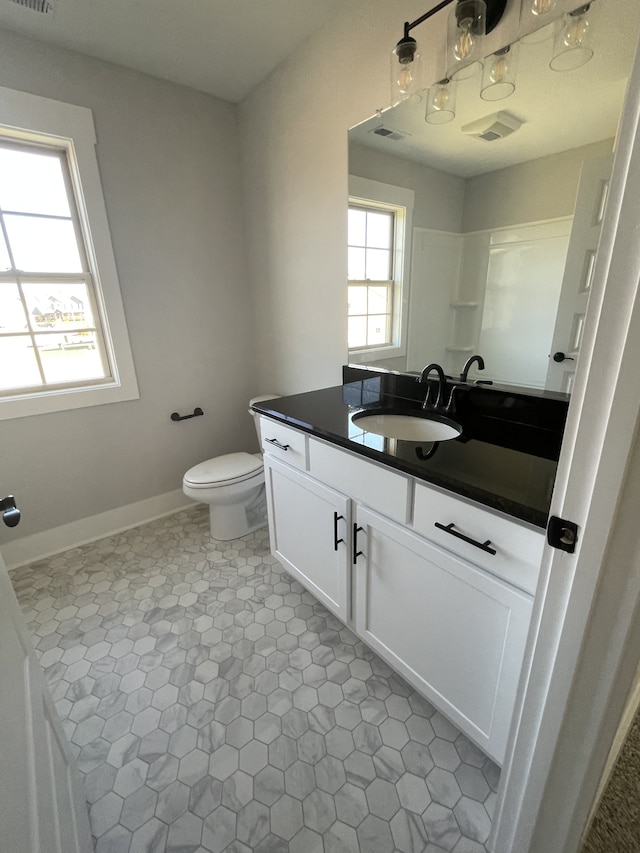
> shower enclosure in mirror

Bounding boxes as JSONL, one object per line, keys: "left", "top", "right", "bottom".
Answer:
{"left": 348, "top": 0, "right": 639, "bottom": 393}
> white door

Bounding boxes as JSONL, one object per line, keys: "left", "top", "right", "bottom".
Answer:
{"left": 545, "top": 153, "right": 614, "bottom": 392}
{"left": 264, "top": 456, "right": 352, "bottom": 621}
{"left": 0, "top": 519, "right": 92, "bottom": 853}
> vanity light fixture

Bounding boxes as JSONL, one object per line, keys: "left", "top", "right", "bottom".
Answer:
{"left": 391, "top": 0, "right": 508, "bottom": 101}
{"left": 550, "top": 3, "right": 594, "bottom": 71}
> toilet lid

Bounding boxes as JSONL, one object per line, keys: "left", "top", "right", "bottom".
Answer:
{"left": 184, "top": 452, "right": 263, "bottom": 487}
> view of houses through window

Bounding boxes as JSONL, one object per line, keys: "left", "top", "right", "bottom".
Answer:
{"left": 347, "top": 202, "right": 396, "bottom": 349}
{"left": 0, "top": 140, "right": 110, "bottom": 396}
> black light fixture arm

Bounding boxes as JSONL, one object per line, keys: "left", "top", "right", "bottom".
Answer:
{"left": 397, "top": 0, "right": 507, "bottom": 53}
{"left": 402, "top": 0, "right": 458, "bottom": 41}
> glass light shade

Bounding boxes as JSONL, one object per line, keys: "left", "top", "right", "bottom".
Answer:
{"left": 550, "top": 5, "right": 594, "bottom": 71}
{"left": 391, "top": 38, "right": 423, "bottom": 101}
{"left": 448, "top": 0, "right": 487, "bottom": 74}
{"left": 425, "top": 79, "right": 457, "bottom": 125}
{"left": 481, "top": 45, "right": 517, "bottom": 101}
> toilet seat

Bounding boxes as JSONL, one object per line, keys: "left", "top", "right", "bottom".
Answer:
{"left": 183, "top": 452, "right": 263, "bottom": 489}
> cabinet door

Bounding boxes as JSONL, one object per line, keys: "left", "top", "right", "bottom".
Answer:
{"left": 264, "top": 456, "right": 351, "bottom": 621}
{"left": 354, "top": 506, "right": 532, "bottom": 764}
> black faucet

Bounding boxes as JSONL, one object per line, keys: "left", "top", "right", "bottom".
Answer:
{"left": 460, "top": 354, "right": 485, "bottom": 383}
{"left": 419, "top": 363, "right": 446, "bottom": 409}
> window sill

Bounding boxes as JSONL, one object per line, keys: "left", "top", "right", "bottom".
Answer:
{"left": 0, "top": 377, "right": 139, "bottom": 421}
{"left": 349, "top": 343, "right": 406, "bottom": 361}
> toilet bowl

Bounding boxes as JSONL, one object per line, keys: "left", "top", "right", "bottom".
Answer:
{"left": 182, "top": 395, "right": 279, "bottom": 541}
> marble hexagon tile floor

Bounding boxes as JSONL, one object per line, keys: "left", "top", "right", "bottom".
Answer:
{"left": 10, "top": 504, "right": 499, "bottom": 853}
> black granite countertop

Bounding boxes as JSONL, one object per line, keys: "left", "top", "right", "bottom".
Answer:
{"left": 253, "top": 373, "right": 567, "bottom": 529}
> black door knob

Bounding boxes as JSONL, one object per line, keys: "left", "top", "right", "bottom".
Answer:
{"left": 552, "top": 352, "right": 575, "bottom": 363}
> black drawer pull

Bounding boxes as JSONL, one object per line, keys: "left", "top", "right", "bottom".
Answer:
{"left": 265, "top": 438, "right": 290, "bottom": 451}
{"left": 333, "top": 512, "right": 345, "bottom": 551}
{"left": 434, "top": 522, "right": 496, "bottom": 555}
{"left": 353, "top": 524, "right": 364, "bottom": 564}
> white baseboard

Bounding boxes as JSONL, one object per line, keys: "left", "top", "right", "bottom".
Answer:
{"left": 2, "top": 489, "right": 195, "bottom": 571}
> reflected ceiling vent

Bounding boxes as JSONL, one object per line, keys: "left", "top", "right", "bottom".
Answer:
{"left": 3, "top": 0, "right": 54, "bottom": 13}
{"left": 461, "top": 111, "right": 523, "bottom": 142}
{"left": 369, "top": 126, "right": 410, "bottom": 142}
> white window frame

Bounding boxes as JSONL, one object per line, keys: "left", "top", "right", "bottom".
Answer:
{"left": 0, "top": 86, "right": 138, "bottom": 420}
{"left": 348, "top": 176, "right": 414, "bottom": 361}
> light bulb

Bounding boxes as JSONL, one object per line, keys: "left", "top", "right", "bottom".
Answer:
{"left": 433, "top": 85, "right": 450, "bottom": 111}
{"left": 490, "top": 55, "right": 508, "bottom": 84}
{"left": 426, "top": 78, "right": 456, "bottom": 124}
{"left": 531, "top": 0, "right": 556, "bottom": 16}
{"left": 563, "top": 14, "right": 589, "bottom": 48}
{"left": 454, "top": 17, "right": 476, "bottom": 61}
{"left": 397, "top": 65, "right": 415, "bottom": 94}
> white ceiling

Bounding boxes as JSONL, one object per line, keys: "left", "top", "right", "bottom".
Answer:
{"left": 0, "top": 0, "right": 343, "bottom": 103}
{"left": 350, "top": 0, "right": 640, "bottom": 177}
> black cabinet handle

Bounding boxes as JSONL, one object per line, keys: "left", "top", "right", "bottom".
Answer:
{"left": 434, "top": 522, "right": 496, "bottom": 555}
{"left": 265, "top": 438, "right": 290, "bottom": 451}
{"left": 333, "top": 513, "right": 345, "bottom": 551}
{"left": 353, "top": 524, "right": 363, "bottom": 564}
{"left": 552, "top": 352, "right": 575, "bottom": 363}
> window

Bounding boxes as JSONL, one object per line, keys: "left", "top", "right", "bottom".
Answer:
{"left": 347, "top": 176, "right": 414, "bottom": 359}
{"left": 348, "top": 204, "right": 395, "bottom": 348}
{"left": 0, "top": 141, "right": 111, "bottom": 394}
{"left": 0, "top": 86, "right": 138, "bottom": 420}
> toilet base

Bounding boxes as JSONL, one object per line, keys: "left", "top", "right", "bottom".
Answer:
{"left": 208, "top": 483, "right": 268, "bottom": 541}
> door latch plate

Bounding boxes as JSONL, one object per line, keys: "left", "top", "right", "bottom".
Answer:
{"left": 547, "top": 515, "right": 578, "bottom": 553}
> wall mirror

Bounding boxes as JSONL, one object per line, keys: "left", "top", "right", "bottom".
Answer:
{"left": 348, "top": 0, "right": 639, "bottom": 393}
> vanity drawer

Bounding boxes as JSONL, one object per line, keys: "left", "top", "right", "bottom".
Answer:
{"left": 260, "top": 417, "right": 308, "bottom": 471}
{"left": 413, "top": 482, "right": 544, "bottom": 594}
{"left": 309, "top": 438, "right": 411, "bottom": 524}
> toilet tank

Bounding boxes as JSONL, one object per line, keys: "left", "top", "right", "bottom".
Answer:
{"left": 249, "top": 395, "right": 280, "bottom": 447}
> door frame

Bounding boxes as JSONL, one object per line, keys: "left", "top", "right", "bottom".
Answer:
{"left": 491, "top": 27, "right": 640, "bottom": 853}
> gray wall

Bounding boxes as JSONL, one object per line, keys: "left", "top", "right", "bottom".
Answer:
{"left": 349, "top": 143, "right": 465, "bottom": 232}
{"left": 350, "top": 138, "right": 615, "bottom": 237}
{"left": 463, "top": 139, "right": 615, "bottom": 232}
{"left": 0, "top": 30, "right": 257, "bottom": 542}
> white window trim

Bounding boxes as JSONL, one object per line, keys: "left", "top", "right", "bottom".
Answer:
{"left": 0, "top": 86, "right": 138, "bottom": 420}
{"left": 348, "top": 175, "right": 414, "bottom": 361}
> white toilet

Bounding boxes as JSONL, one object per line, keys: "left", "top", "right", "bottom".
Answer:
{"left": 182, "top": 395, "right": 278, "bottom": 541}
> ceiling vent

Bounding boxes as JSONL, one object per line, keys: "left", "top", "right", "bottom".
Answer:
{"left": 3, "top": 0, "right": 54, "bottom": 13}
{"left": 461, "top": 111, "right": 523, "bottom": 142}
{"left": 369, "top": 126, "right": 409, "bottom": 142}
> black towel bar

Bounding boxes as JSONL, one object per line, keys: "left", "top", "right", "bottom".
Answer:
{"left": 171, "top": 407, "right": 204, "bottom": 422}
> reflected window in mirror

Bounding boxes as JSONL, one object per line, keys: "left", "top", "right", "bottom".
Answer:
{"left": 347, "top": 204, "right": 395, "bottom": 348}
{"left": 348, "top": 176, "right": 414, "bottom": 366}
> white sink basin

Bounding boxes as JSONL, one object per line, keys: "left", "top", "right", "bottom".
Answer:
{"left": 352, "top": 411, "right": 462, "bottom": 442}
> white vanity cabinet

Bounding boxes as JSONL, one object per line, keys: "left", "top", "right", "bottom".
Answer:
{"left": 259, "top": 416, "right": 543, "bottom": 764}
